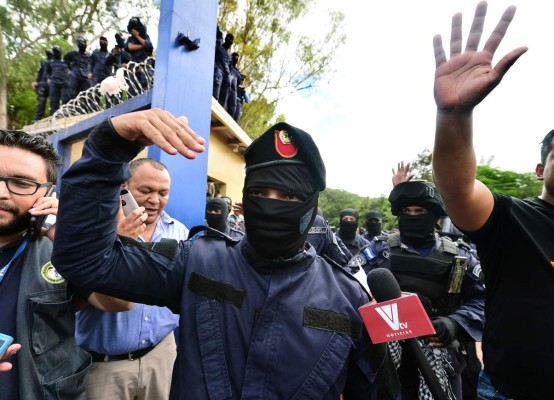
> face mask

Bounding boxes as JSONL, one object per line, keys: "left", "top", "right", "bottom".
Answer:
{"left": 365, "top": 222, "right": 382, "bottom": 238}
{"left": 243, "top": 192, "right": 318, "bottom": 259}
{"left": 206, "top": 213, "right": 227, "bottom": 232}
{"left": 398, "top": 213, "right": 437, "bottom": 247}
{"left": 78, "top": 44, "right": 87, "bottom": 52}
{"left": 339, "top": 220, "right": 358, "bottom": 238}
{"left": 100, "top": 42, "right": 108, "bottom": 51}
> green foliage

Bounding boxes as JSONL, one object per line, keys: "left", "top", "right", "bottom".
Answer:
{"left": 476, "top": 165, "right": 542, "bottom": 198}
{"left": 2, "top": 0, "right": 157, "bottom": 128}
{"left": 410, "top": 148, "right": 433, "bottom": 181}
{"left": 319, "top": 188, "right": 396, "bottom": 231}
{"left": 409, "top": 148, "right": 540, "bottom": 199}
{"left": 219, "top": 0, "right": 345, "bottom": 139}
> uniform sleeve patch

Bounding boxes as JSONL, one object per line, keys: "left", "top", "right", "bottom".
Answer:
{"left": 40, "top": 261, "right": 65, "bottom": 284}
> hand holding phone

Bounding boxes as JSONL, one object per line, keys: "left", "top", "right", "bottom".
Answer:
{"left": 29, "top": 186, "right": 55, "bottom": 239}
{"left": 120, "top": 189, "right": 139, "bottom": 217}
{"left": 0, "top": 333, "right": 14, "bottom": 360}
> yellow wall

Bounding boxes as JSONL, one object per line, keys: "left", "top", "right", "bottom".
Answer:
{"left": 65, "top": 131, "right": 245, "bottom": 204}
{"left": 207, "top": 132, "right": 245, "bottom": 204}
{"left": 68, "top": 138, "right": 148, "bottom": 166}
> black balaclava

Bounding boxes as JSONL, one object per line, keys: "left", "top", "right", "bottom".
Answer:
{"left": 99, "top": 36, "right": 108, "bottom": 52}
{"left": 223, "top": 33, "right": 234, "bottom": 50}
{"left": 205, "top": 198, "right": 229, "bottom": 232}
{"left": 365, "top": 222, "right": 382, "bottom": 238}
{"left": 365, "top": 211, "right": 382, "bottom": 238}
{"left": 339, "top": 208, "right": 359, "bottom": 240}
{"left": 46, "top": 49, "right": 54, "bottom": 61}
{"left": 77, "top": 37, "right": 87, "bottom": 53}
{"left": 243, "top": 164, "right": 318, "bottom": 259}
{"left": 398, "top": 212, "right": 438, "bottom": 248}
{"left": 52, "top": 45, "right": 62, "bottom": 60}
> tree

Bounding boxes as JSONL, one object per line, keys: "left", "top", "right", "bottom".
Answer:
{"left": 318, "top": 189, "right": 396, "bottom": 232}
{"left": 1, "top": 0, "right": 157, "bottom": 128}
{"left": 410, "top": 148, "right": 433, "bottom": 181}
{"left": 218, "top": 0, "right": 345, "bottom": 138}
{"left": 476, "top": 165, "right": 542, "bottom": 198}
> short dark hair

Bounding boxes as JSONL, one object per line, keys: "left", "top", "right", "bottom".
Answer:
{"left": 0, "top": 130, "right": 60, "bottom": 183}
{"left": 540, "top": 129, "right": 554, "bottom": 165}
{"left": 129, "top": 158, "right": 168, "bottom": 174}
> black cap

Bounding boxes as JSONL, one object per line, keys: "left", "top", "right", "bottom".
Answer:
{"left": 340, "top": 208, "right": 359, "bottom": 220}
{"left": 76, "top": 36, "right": 86, "bottom": 45}
{"left": 365, "top": 211, "right": 382, "bottom": 221}
{"left": 389, "top": 181, "right": 447, "bottom": 217}
{"left": 244, "top": 122, "right": 326, "bottom": 191}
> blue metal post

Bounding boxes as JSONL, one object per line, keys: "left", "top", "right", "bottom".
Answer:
{"left": 150, "top": 0, "right": 218, "bottom": 229}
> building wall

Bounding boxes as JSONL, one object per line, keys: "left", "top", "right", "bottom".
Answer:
{"left": 207, "top": 132, "right": 245, "bottom": 204}
{"left": 62, "top": 129, "right": 245, "bottom": 208}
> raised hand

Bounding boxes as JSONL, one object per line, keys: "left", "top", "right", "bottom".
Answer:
{"left": 111, "top": 108, "right": 206, "bottom": 159}
{"left": 433, "top": 1, "right": 527, "bottom": 113}
{"left": 392, "top": 161, "right": 415, "bottom": 186}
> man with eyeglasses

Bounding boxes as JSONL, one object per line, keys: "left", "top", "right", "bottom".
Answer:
{"left": 351, "top": 181, "right": 485, "bottom": 399}
{"left": 0, "top": 130, "right": 133, "bottom": 400}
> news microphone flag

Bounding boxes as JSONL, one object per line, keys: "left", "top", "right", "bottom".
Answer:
{"left": 359, "top": 293, "right": 435, "bottom": 344}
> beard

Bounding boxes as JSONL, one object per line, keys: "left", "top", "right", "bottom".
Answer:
{"left": 0, "top": 202, "right": 31, "bottom": 236}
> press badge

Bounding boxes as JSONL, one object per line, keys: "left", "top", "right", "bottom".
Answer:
{"left": 448, "top": 256, "right": 468, "bottom": 294}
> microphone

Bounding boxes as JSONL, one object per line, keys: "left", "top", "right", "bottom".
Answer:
{"left": 361, "top": 268, "right": 448, "bottom": 400}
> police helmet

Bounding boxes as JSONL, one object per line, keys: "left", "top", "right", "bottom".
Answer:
{"left": 76, "top": 36, "right": 86, "bottom": 46}
{"left": 389, "top": 181, "right": 447, "bottom": 217}
{"left": 46, "top": 48, "right": 54, "bottom": 58}
{"left": 51, "top": 45, "right": 62, "bottom": 56}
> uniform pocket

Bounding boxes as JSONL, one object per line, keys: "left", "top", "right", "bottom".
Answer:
{"left": 196, "top": 299, "right": 232, "bottom": 400}
{"left": 42, "top": 346, "right": 91, "bottom": 400}
{"left": 28, "top": 291, "right": 74, "bottom": 355}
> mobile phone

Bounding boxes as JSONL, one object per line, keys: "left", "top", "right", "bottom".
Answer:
{"left": 0, "top": 333, "right": 14, "bottom": 359}
{"left": 120, "top": 189, "right": 139, "bottom": 216}
{"left": 28, "top": 186, "right": 55, "bottom": 239}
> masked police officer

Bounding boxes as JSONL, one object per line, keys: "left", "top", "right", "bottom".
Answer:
{"left": 46, "top": 45, "right": 70, "bottom": 114}
{"left": 64, "top": 37, "right": 91, "bottom": 100}
{"left": 337, "top": 208, "right": 370, "bottom": 255}
{"left": 351, "top": 181, "right": 485, "bottom": 399}
{"left": 188, "top": 197, "right": 245, "bottom": 240}
{"left": 52, "top": 108, "right": 400, "bottom": 399}
{"left": 32, "top": 48, "right": 53, "bottom": 121}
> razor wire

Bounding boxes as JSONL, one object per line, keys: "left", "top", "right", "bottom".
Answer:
{"left": 44, "top": 57, "right": 156, "bottom": 131}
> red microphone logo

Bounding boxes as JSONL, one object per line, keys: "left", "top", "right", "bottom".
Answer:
{"left": 359, "top": 293, "right": 435, "bottom": 343}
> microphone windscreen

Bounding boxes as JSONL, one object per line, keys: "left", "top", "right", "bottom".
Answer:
{"left": 367, "top": 268, "right": 401, "bottom": 302}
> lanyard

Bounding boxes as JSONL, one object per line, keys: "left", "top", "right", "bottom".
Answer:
{"left": 0, "top": 240, "right": 28, "bottom": 284}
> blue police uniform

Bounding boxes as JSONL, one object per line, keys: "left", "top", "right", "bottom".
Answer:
{"left": 115, "top": 34, "right": 154, "bottom": 63}
{"left": 307, "top": 215, "right": 352, "bottom": 268}
{"left": 64, "top": 50, "right": 91, "bottom": 100}
{"left": 34, "top": 58, "right": 50, "bottom": 120}
{"left": 88, "top": 48, "right": 112, "bottom": 85}
{"left": 213, "top": 44, "right": 232, "bottom": 108}
{"left": 53, "top": 119, "right": 400, "bottom": 400}
{"left": 46, "top": 60, "right": 70, "bottom": 113}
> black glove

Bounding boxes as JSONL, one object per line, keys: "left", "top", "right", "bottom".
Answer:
{"left": 431, "top": 316, "right": 459, "bottom": 346}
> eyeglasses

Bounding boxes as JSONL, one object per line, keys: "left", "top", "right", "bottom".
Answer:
{"left": 0, "top": 176, "right": 53, "bottom": 195}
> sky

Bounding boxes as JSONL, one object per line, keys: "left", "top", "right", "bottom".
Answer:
{"left": 274, "top": 0, "right": 554, "bottom": 198}
{"left": 3, "top": 0, "right": 550, "bottom": 199}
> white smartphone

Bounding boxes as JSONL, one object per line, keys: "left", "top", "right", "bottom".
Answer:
{"left": 120, "top": 189, "right": 139, "bottom": 216}
{"left": 0, "top": 333, "right": 14, "bottom": 359}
